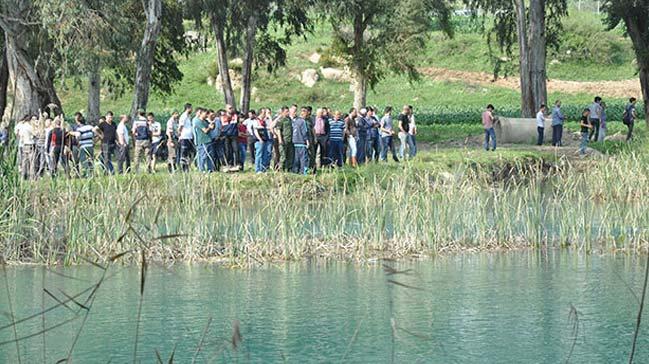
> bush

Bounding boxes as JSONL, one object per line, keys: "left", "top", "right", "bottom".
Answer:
{"left": 552, "top": 16, "right": 633, "bottom": 66}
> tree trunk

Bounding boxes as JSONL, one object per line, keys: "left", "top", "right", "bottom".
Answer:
{"left": 639, "top": 67, "right": 649, "bottom": 125}
{"left": 212, "top": 15, "right": 236, "bottom": 108}
{"left": 514, "top": 0, "right": 534, "bottom": 118}
{"left": 239, "top": 13, "right": 258, "bottom": 114}
{"left": 87, "top": 60, "right": 101, "bottom": 124}
{"left": 3, "top": 31, "right": 44, "bottom": 120}
{"left": 528, "top": 0, "right": 548, "bottom": 113}
{"left": 130, "top": 0, "right": 162, "bottom": 119}
{"left": 352, "top": 71, "right": 367, "bottom": 110}
{"left": 351, "top": 14, "right": 367, "bottom": 110}
{"left": 623, "top": 15, "right": 649, "bottom": 124}
{"left": 0, "top": 38, "right": 8, "bottom": 121}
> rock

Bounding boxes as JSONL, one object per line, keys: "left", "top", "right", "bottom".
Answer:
{"left": 319, "top": 67, "right": 351, "bottom": 82}
{"left": 605, "top": 132, "right": 627, "bottom": 142}
{"left": 309, "top": 52, "right": 321, "bottom": 64}
{"left": 550, "top": 59, "right": 561, "bottom": 65}
{"left": 301, "top": 69, "right": 319, "bottom": 88}
{"left": 215, "top": 69, "right": 242, "bottom": 92}
{"left": 185, "top": 30, "right": 200, "bottom": 41}
{"left": 438, "top": 172, "right": 455, "bottom": 184}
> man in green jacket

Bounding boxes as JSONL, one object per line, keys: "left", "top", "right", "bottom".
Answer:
{"left": 274, "top": 105, "right": 294, "bottom": 172}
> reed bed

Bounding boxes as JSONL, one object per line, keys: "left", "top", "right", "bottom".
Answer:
{"left": 1, "top": 152, "right": 649, "bottom": 265}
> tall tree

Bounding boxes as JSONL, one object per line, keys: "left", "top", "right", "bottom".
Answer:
{"left": 0, "top": 0, "right": 61, "bottom": 121}
{"left": 0, "top": 32, "right": 8, "bottom": 121}
{"left": 603, "top": 0, "right": 649, "bottom": 124}
{"left": 238, "top": 0, "right": 312, "bottom": 113}
{"left": 321, "top": 0, "right": 453, "bottom": 109}
{"left": 468, "top": 0, "right": 567, "bottom": 117}
{"left": 188, "top": 0, "right": 311, "bottom": 111}
{"left": 131, "top": 0, "right": 162, "bottom": 117}
{"left": 208, "top": 0, "right": 238, "bottom": 107}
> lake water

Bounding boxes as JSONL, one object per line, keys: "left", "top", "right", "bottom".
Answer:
{"left": 1, "top": 251, "right": 648, "bottom": 363}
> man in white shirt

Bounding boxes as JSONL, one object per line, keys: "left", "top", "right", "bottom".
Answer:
{"left": 148, "top": 112, "right": 162, "bottom": 173}
{"left": 178, "top": 103, "right": 194, "bottom": 172}
{"left": 536, "top": 104, "right": 547, "bottom": 146}
{"left": 116, "top": 115, "right": 131, "bottom": 174}
{"left": 16, "top": 117, "right": 35, "bottom": 179}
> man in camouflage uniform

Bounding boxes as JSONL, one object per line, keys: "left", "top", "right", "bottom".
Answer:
{"left": 275, "top": 105, "right": 294, "bottom": 172}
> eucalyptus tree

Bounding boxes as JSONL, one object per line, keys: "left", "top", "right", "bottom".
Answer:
{"left": 0, "top": 0, "right": 61, "bottom": 120}
{"left": 39, "top": 0, "right": 185, "bottom": 119}
{"left": 467, "top": 0, "right": 567, "bottom": 117}
{"left": 187, "top": 0, "right": 311, "bottom": 112}
{"left": 603, "top": 0, "right": 649, "bottom": 124}
{"left": 320, "top": 0, "right": 453, "bottom": 109}
{"left": 0, "top": 32, "right": 8, "bottom": 120}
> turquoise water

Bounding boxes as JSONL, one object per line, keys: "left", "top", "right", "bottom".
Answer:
{"left": 1, "top": 251, "right": 648, "bottom": 363}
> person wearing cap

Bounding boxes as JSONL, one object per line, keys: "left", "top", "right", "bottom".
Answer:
{"left": 132, "top": 109, "right": 152, "bottom": 173}
{"left": 166, "top": 111, "right": 180, "bottom": 173}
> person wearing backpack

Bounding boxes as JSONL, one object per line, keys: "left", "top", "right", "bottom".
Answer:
{"left": 132, "top": 109, "right": 152, "bottom": 173}
{"left": 623, "top": 97, "right": 638, "bottom": 142}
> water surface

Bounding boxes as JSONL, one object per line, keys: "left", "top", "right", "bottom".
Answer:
{"left": 1, "top": 251, "right": 648, "bottom": 363}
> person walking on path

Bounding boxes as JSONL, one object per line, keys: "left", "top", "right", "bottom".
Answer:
{"left": 623, "top": 97, "right": 638, "bottom": 142}
{"left": 579, "top": 108, "right": 593, "bottom": 156}
{"left": 366, "top": 107, "right": 381, "bottom": 162}
{"left": 482, "top": 104, "right": 496, "bottom": 151}
{"left": 551, "top": 100, "right": 565, "bottom": 147}
{"left": 46, "top": 117, "right": 66, "bottom": 176}
{"left": 17, "top": 117, "right": 36, "bottom": 180}
{"left": 536, "top": 104, "right": 547, "bottom": 146}
{"left": 193, "top": 108, "right": 215, "bottom": 172}
{"left": 588, "top": 96, "right": 603, "bottom": 142}
{"left": 356, "top": 108, "right": 369, "bottom": 164}
{"left": 598, "top": 102, "right": 608, "bottom": 142}
{"left": 71, "top": 118, "right": 96, "bottom": 177}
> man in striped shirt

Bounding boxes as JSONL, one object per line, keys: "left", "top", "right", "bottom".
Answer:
{"left": 328, "top": 111, "right": 346, "bottom": 167}
{"left": 70, "top": 119, "right": 96, "bottom": 177}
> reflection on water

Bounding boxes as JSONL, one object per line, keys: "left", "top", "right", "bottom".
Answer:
{"left": 0, "top": 251, "right": 648, "bottom": 362}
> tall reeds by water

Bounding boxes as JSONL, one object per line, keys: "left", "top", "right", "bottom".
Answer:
{"left": 1, "top": 153, "right": 648, "bottom": 264}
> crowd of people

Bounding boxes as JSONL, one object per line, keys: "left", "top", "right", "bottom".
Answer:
{"left": 481, "top": 96, "right": 639, "bottom": 155}
{"left": 7, "top": 103, "right": 419, "bottom": 180}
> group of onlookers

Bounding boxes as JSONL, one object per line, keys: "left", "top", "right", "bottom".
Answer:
{"left": 8, "top": 103, "right": 419, "bottom": 180}
{"left": 481, "top": 96, "right": 639, "bottom": 155}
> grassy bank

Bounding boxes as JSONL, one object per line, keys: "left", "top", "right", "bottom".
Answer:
{"left": 56, "top": 11, "right": 637, "bottom": 122}
{"left": 2, "top": 145, "right": 648, "bottom": 265}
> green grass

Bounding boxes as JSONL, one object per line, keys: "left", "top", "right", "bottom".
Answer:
{"left": 3, "top": 134, "right": 649, "bottom": 265}
{"left": 57, "top": 11, "right": 637, "bottom": 121}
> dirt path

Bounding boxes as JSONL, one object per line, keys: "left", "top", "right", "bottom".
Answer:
{"left": 420, "top": 67, "right": 640, "bottom": 99}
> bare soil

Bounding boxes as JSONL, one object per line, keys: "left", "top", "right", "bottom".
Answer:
{"left": 420, "top": 67, "right": 640, "bottom": 98}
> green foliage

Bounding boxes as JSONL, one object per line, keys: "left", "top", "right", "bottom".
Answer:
{"left": 321, "top": 0, "right": 453, "bottom": 91}
{"left": 552, "top": 14, "right": 633, "bottom": 66}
